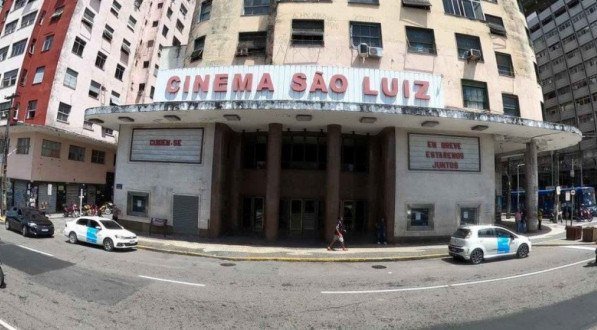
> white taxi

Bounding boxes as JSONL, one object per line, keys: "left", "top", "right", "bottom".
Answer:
{"left": 64, "top": 216, "right": 138, "bottom": 251}
{"left": 448, "top": 225, "right": 531, "bottom": 264}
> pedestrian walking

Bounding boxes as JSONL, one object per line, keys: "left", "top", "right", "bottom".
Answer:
{"left": 376, "top": 218, "right": 387, "bottom": 245}
{"left": 327, "top": 217, "right": 347, "bottom": 251}
{"left": 537, "top": 209, "right": 543, "bottom": 231}
{"left": 514, "top": 210, "right": 522, "bottom": 233}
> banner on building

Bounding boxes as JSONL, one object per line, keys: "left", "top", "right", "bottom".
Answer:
{"left": 408, "top": 134, "right": 480, "bottom": 172}
{"left": 130, "top": 128, "right": 204, "bottom": 164}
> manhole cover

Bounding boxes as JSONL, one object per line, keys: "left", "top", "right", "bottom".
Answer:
{"left": 372, "top": 265, "right": 387, "bottom": 269}
{"left": 220, "top": 262, "right": 236, "bottom": 267}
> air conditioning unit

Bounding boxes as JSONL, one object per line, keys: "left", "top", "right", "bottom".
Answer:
{"left": 368, "top": 46, "right": 383, "bottom": 58}
{"left": 236, "top": 47, "right": 249, "bottom": 56}
{"left": 357, "top": 43, "right": 369, "bottom": 58}
{"left": 466, "top": 49, "right": 482, "bottom": 62}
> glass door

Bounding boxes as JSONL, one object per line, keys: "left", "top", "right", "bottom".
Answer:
{"left": 290, "top": 200, "right": 303, "bottom": 233}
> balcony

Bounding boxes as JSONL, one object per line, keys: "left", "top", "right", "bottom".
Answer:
{"left": 560, "top": 105, "right": 576, "bottom": 120}
{"left": 546, "top": 111, "right": 561, "bottom": 122}
{"left": 559, "top": 91, "right": 574, "bottom": 103}
{"left": 540, "top": 69, "right": 554, "bottom": 80}
{"left": 555, "top": 11, "right": 570, "bottom": 25}
{"left": 545, "top": 97, "right": 559, "bottom": 108}
{"left": 581, "top": 45, "right": 597, "bottom": 59}
{"left": 580, "top": 138, "right": 596, "bottom": 150}
{"left": 538, "top": 54, "right": 550, "bottom": 66}
{"left": 576, "top": 102, "right": 593, "bottom": 115}
{"left": 573, "top": 85, "right": 590, "bottom": 98}
{"left": 578, "top": 31, "right": 593, "bottom": 46}
{"left": 586, "top": 64, "right": 597, "bottom": 77}
{"left": 535, "top": 39, "right": 547, "bottom": 52}
{"left": 531, "top": 28, "right": 543, "bottom": 40}
{"left": 573, "top": 17, "right": 588, "bottom": 30}
{"left": 566, "top": 54, "right": 582, "bottom": 67}
{"left": 552, "top": 61, "right": 566, "bottom": 73}
{"left": 568, "top": 3, "right": 583, "bottom": 16}
{"left": 570, "top": 70, "right": 586, "bottom": 83}
{"left": 546, "top": 34, "right": 560, "bottom": 46}
{"left": 555, "top": 76, "right": 570, "bottom": 89}
{"left": 563, "top": 39, "right": 578, "bottom": 53}
{"left": 579, "top": 120, "right": 596, "bottom": 132}
{"left": 589, "top": 8, "right": 597, "bottom": 24}
{"left": 543, "top": 82, "right": 556, "bottom": 93}
{"left": 548, "top": 46, "right": 563, "bottom": 59}
{"left": 558, "top": 25, "right": 574, "bottom": 38}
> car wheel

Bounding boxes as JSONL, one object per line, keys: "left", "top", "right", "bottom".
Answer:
{"left": 103, "top": 238, "right": 114, "bottom": 252}
{"left": 22, "top": 226, "right": 28, "bottom": 237}
{"left": 517, "top": 244, "right": 529, "bottom": 258}
{"left": 470, "top": 249, "right": 484, "bottom": 265}
{"left": 4, "top": 219, "right": 9, "bottom": 231}
{"left": 68, "top": 232, "right": 78, "bottom": 244}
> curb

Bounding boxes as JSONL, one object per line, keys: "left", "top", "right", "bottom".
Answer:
{"left": 136, "top": 245, "right": 448, "bottom": 262}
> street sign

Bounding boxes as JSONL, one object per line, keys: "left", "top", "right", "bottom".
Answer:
{"left": 556, "top": 186, "right": 561, "bottom": 195}
{"left": 571, "top": 190, "right": 576, "bottom": 196}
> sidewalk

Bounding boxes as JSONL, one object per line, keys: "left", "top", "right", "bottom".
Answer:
{"left": 137, "top": 217, "right": 597, "bottom": 262}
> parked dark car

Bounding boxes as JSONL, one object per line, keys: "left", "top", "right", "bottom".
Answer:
{"left": 5, "top": 207, "right": 54, "bottom": 237}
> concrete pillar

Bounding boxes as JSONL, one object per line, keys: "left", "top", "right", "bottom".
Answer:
{"left": 209, "top": 123, "right": 226, "bottom": 238}
{"left": 495, "top": 157, "right": 503, "bottom": 223}
{"left": 506, "top": 159, "right": 512, "bottom": 218}
{"left": 367, "top": 136, "right": 378, "bottom": 232}
{"left": 229, "top": 133, "right": 243, "bottom": 232}
{"left": 382, "top": 128, "right": 396, "bottom": 243}
{"left": 265, "top": 123, "right": 282, "bottom": 241}
{"left": 525, "top": 139, "right": 539, "bottom": 231}
{"left": 325, "top": 124, "right": 341, "bottom": 241}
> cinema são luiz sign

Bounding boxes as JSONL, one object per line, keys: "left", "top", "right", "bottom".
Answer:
{"left": 155, "top": 65, "right": 444, "bottom": 108}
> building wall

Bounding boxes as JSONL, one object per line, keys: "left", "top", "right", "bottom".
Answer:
{"left": 395, "top": 130, "right": 495, "bottom": 237}
{"left": 113, "top": 124, "right": 214, "bottom": 230}
{"left": 186, "top": 0, "right": 542, "bottom": 120}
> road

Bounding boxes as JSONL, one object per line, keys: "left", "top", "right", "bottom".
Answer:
{"left": 0, "top": 222, "right": 595, "bottom": 329}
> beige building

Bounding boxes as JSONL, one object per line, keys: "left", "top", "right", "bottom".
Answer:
{"left": 87, "top": 0, "right": 580, "bottom": 242}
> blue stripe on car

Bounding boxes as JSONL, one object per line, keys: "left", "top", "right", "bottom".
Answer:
{"left": 86, "top": 227, "right": 99, "bottom": 244}
{"left": 497, "top": 237, "right": 510, "bottom": 254}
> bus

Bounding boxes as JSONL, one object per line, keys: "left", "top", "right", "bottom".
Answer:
{"left": 510, "top": 186, "right": 597, "bottom": 220}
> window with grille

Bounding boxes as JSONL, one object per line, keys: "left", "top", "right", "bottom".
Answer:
{"left": 21, "top": 11, "right": 38, "bottom": 28}
{"left": 350, "top": 22, "right": 382, "bottom": 47}
{"left": 462, "top": 79, "right": 489, "bottom": 110}
{"left": 485, "top": 14, "right": 506, "bottom": 36}
{"left": 237, "top": 32, "right": 267, "bottom": 55}
{"left": 13, "top": 0, "right": 26, "bottom": 10}
{"left": 0, "top": 102, "right": 10, "bottom": 119}
{"left": 2, "top": 69, "right": 18, "bottom": 88}
{"left": 103, "top": 25, "right": 114, "bottom": 42}
{"left": 26, "top": 100, "right": 36, "bottom": 119}
{"left": 455, "top": 33, "right": 482, "bottom": 60}
{"left": 11, "top": 39, "right": 27, "bottom": 57}
{"left": 128, "top": 16, "right": 137, "bottom": 31}
{"left": 63, "top": 68, "right": 78, "bottom": 89}
{"left": 91, "top": 150, "right": 106, "bottom": 164}
{"left": 443, "top": 0, "right": 484, "bottom": 20}
{"left": 291, "top": 20, "right": 324, "bottom": 46}
{"left": 199, "top": 0, "right": 212, "bottom": 22}
{"left": 190, "top": 36, "right": 205, "bottom": 62}
{"left": 3, "top": 20, "right": 17, "bottom": 35}
{"left": 72, "top": 37, "right": 86, "bottom": 56}
{"left": 176, "top": 19, "right": 184, "bottom": 32}
{"left": 42, "top": 35, "right": 54, "bottom": 52}
{"left": 121, "top": 39, "right": 131, "bottom": 55}
{"left": 115, "top": 65, "right": 125, "bottom": 80}
{"left": 41, "top": 139, "right": 61, "bottom": 158}
{"left": 406, "top": 26, "right": 436, "bottom": 54}
{"left": 502, "top": 94, "right": 520, "bottom": 117}
{"left": 95, "top": 52, "right": 107, "bottom": 69}
{"left": 68, "top": 145, "right": 85, "bottom": 162}
{"left": 57, "top": 102, "right": 71, "bottom": 122}
{"left": 111, "top": 1, "right": 121, "bottom": 17}
{"left": 495, "top": 52, "right": 514, "bottom": 77}
{"left": 82, "top": 8, "right": 95, "bottom": 28}
{"left": 89, "top": 80, "right": 101, "bottom": 99}
{"left": 244, "top": 0, "right": 269, "bottom": 16}
{"left": 33, "top": 66, "right": 45, "bottom": 84}
{"left": 84, "top": 121, "right": 94, "bottom": 131}
{"left": 0, "top": 47, "right": 7, "bottom": 61}
{"left": 16, "top": 138, "right": 30, "bottom": 154}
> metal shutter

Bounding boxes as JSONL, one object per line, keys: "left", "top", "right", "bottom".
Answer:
{"left": 66, "top": 184, "right": 80, "bottom": 205}
{"left": 172, "top": 195, "right": 199, "bottom": 235}
{"left": 13, "top": 181, "right": 28, "bottom": 207}
{"left": 37, "top": 184, "right": 58, "bottom": 213}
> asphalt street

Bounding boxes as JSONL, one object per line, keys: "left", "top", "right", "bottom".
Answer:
{"left": 0, "top": 222, "right": 595, "bottom": 329}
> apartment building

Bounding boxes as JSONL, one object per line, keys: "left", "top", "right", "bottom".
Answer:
{"left": 87, "top": 0, "right": 580, "bottom": 241}
{"left": 0, "top": 0, "right": 193, "bottom": 213}
{"left": 526, "top": 0, "right": 597, "bottom": 187}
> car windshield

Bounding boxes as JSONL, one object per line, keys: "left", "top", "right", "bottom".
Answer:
{"left": 452, "top": 228, "right": 470, "bottom": 239}
{"left": 100, "top": 220, "right": 123, "bottom": 230}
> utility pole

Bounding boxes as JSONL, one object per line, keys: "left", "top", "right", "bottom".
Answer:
{"left": 2, "top": 93, "right": 18, "bottom": 215}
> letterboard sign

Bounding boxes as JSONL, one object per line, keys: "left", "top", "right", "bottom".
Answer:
{"left": 408, "top": 134, "right": 480, "bottom": 172}
{"left": 130, "top": 128, "right": 203, "bottom": 163}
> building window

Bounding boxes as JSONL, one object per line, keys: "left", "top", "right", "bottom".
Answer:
{"left": 68, "top": 145, "right": 85, "bottom": 162}
{"left": 63, "top": 68, "right": 78, "bottom": 89}
{"left": 89, "top": 80, "right": 101, "bottom": 99}
{"left": 0, "top": 47, "right": 8, "bottom": 61}
{"left": 341, "top": 135, "right": 368, "bottom": 172}
{"left": 190, "top": 36, "right": 205, "bottom": 62}
{"left": 242, "top": 197, "right": 265, "bottom": 232}
{"left": 72, "top": 37, "right": 86, "bottom": 56}
{"left": 16, "top": 138, "right": 30, "bottom": 155}
{"left": 2, "top": 69, "right": 18, "bottom": 88}
{"left": 103, "top": 127, "right": 114, "bottom": 137}
{"left": 111, "top": 1, "right": 121, "bottom": 17}
{"left": 3, "top": 20, "right": 17, "bottom": 36}
{"left": 237, "top": 32, "right": 267, "bottom": 56}
{"left": 57, "top": 102, "right": 71, "bottom": 122}
{"left": 153, "top": 65, "right": 159, "bottom": 77}
{"left": 406, "top": 26, "right": 436, "bottom": 55}
{"left": 127, "top": 16, "right": 137, "bottom": 31}
{"left": 150, "top": 86, "right": 155, "bottom": 99}
{"left": 281, "top": 133, "right": 327, "bottom": 170}
{"left": 91, "top": 150, "right": 105, "bottom": 164}
{"left": 13, "top": 0, "right": 26, "bottom": 10}
{"left": 115, "top": 64, "right": 125, "bottom": 81}
{"left": 443, "top": 0, "right": 484, "bottom": 20}
{"left": 502, "top": 94, "right": 520, "bottom": 117}
{"left": 350, "top": 22, "right": 382, "bottom": 47}
{"left": 11, "top": 39, "right": 27, "bottom": 57}
{"left": 348, "top": 0, "right": 379, "bottom": 4}
{"left": 244, "top": 0, "right": 269, "bottom": 15}
{"left": 32, "top": 66, "right": 44, "bottom": 84}
{"left": 26, "top": 100, "right": 37, "bottom": 119}
{"left": 462, "top": 79, "right": 489, "bottom": 110}
{"left": 42, "top": 35, "right": 54, "bottom": 52}
{"left": 95, "top": 52, "right": 107, "bottom": 70}
{"left": 110, "top": 91, "right": 121, "bottom": 105}
{"left": 0, "top": 102, "right": 9, "bottom": 119}
{"left": 496, "top": 52, "right": 514, "bottom": 77}
{"left": 242, "top": 134, "right": 267, "bottom": 169}
{"left": 41, "top": 139, "right": 61, "bottom": 158}
{"left": 21, "top": 11, "right": 38, "bottom": 28}
{"left": 485, "top": 14, "right": 506, "bottom": 36}
{"left": 82, "top": 8, "right": 95, "bottom": 29}
{"left": 103, "top": 25, "right": 114, "bottom": 42}
{"left": 176, "top": 19, "right": 184, "bottom": 32}
{"left": 83, "top": 121, "right": 94, "bottom": 131}
{"left": 455, "top": 33, "right": 483, "bottom": 60}
{"left": 50, "top": 6, "right": 65, "bottom": 21}
{"left": 180, "top": 4, "right": 188, "bottom": 17}
{"left": 161, "top": 26, "right": 169, "bottom": 38}
{"left": 152, "top": 20, "right": 159, "bottom": 27}
{"left": 407, "top": 204, "right": 434, "bottom": 230}
{"left": 121, "top": 39, "right": 131, "bottom": 55}
{"left": 291, "top": 20, "right": 324, "bottom": 46}
{"left": 127, "top": 191, "right": 149, "bottom": 217}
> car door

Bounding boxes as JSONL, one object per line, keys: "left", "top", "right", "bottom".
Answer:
{"left": 86, "top": 220, "right": 101, "bottom": 245}
{"left": 495, "top": 228, "right": 516, "bottom": 255}
{"left": 74, "top": 219, "right": 89, "bottom": 241}
{"left": 477, "top": 228, "right": 497, "bottom": 256}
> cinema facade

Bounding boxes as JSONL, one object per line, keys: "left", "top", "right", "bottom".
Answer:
{"left": 84, "top": 63, "right": 580, "bottom": 242}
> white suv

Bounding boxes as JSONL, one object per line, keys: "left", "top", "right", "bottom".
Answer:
{"left": 64, "top": 216, "right": 138, "bottom": 251}
{"left": 449, "top": 225, "right": 531, "bottom": 264}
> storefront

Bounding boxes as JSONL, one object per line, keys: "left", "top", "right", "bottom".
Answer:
{"left": 85, "top": 65, "right": 581, "bottom": 241}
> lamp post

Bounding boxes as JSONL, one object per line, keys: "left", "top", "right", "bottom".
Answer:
{"left": 517, "top": 163, "right": 525, "bottom": 211}
{"left": 1, "top": 93, "right": 18, "bottom": 216}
